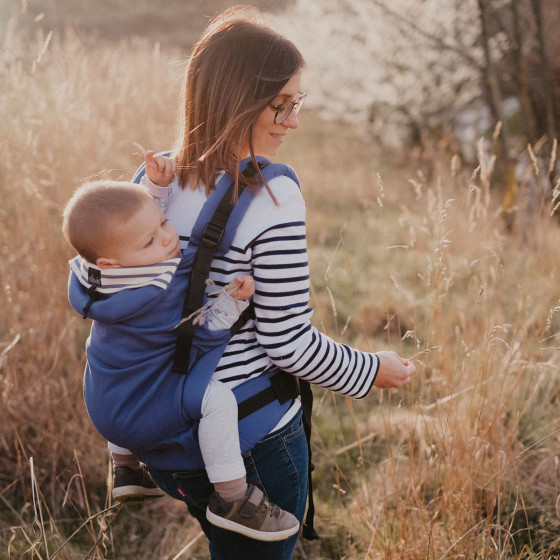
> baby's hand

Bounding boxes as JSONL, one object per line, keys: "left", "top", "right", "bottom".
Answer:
{"left": 145, "top": 150, "right": 177, "bottom": 187}
{"left": 228, "top": 276, "right": 255, "bottom": 301}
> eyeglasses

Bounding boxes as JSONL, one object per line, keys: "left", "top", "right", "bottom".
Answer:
{"left": 270, "top": 93, "right": 307, "bottom": 125}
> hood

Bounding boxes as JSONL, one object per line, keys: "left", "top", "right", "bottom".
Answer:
{"left": 67, "top": 256, "right": 181, "bottom": 323}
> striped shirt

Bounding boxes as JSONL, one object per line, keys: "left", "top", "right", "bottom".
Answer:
{"left": 146, "top": 171, "right": 380, "bottom": 426}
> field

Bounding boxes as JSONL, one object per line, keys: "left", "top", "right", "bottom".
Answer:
{"left": 2, "top": 11, "right": 560, "bottom": 560}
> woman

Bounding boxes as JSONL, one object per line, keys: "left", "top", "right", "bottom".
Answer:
{"left": 145, "top": 6, "right": 416, "bottom": 559}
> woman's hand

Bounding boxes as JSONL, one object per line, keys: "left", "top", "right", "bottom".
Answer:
{"left": 373, "top": 350, "right": 416, "bottom": 388}
{"left": 144, "top": 150, "right": 177, "bottom": 187}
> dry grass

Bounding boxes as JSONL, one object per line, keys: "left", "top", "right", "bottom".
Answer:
{"left": 2, "top": 23, "right": 560, "bottom": 560}
{"left": 2, "top": 0, "right": 293, "bottom": 50}
{"left": 287, "top": 132, "right": 560, "bottom": 558}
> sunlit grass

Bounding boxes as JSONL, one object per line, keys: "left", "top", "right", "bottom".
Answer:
{"left": 2, "top": 25, "right": 560, "bottom": 560}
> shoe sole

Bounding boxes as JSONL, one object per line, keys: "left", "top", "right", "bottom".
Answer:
{"left": 206, "top": 508, "right": 300, "bottom": 542}
{"left": 112, "top": 485, "right": 164, "bottom": 501}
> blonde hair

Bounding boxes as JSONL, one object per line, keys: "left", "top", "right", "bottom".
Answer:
{"left": 176, "top": 6, "right": 305, "bottom": 197}
{"left": 62, "top": 180, "right": 150, "bottom": 263}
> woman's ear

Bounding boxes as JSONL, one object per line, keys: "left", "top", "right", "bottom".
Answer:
{"left": 96, "top": 257, "right": 121, "bottom": 269}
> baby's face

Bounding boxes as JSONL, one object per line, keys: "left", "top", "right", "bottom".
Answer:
{"left": 102, "top": 197, "right": 180, "bottom": 268}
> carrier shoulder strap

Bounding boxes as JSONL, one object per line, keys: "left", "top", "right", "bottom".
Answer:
{"left": 171, "top": 162, "right": 262, "bottom": 373}
{"left": 172, "top": 158, "right": 300, "bottom": 373}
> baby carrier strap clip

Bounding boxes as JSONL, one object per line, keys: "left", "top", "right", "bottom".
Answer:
{"left": 82, "top": 285, "right": 99, "bottom": 320}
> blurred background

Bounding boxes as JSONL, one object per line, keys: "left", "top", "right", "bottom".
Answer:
{"left": 4, "top": 0, "right": 560, "bottom": 198}
{"left": 1, "top": 0, "right": 292, "bottom": 49}
{"left": 2, "top": 1, "right": 560, "bottom": 559}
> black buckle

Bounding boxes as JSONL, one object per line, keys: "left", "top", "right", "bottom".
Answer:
{"left": 201, "top": 221, "right": 224, "bottom": 249}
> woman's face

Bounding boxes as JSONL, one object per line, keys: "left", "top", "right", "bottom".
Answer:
{"left": 249, "top": 72, "right": 303, "bottom": 159}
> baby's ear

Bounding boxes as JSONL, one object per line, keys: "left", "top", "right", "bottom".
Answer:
{"left": 96, "top": 257, "right": 121, "bottom": 269}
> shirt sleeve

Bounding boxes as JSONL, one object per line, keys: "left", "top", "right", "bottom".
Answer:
{"left": 250, "top": 184, "right": 379, "bottom": 399}
{"left": 141, "top": 174, "right": 179, "bottom": 213}
{"left": 205, "top": 290, "right": 249, "bottom": 331}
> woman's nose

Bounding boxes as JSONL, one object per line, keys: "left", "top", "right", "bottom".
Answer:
{"left": 282, "top": 110, "right": 299, "bottom": 129}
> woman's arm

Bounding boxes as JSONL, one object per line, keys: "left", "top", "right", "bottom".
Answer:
{"left": 248, "top": 178, "right": 414, "bottom": 398}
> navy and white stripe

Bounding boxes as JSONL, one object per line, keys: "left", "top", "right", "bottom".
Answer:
{"left": 70, "top": 258, "right": 181, "bottom": 294}
{"left": 144, "top": 172, "right": 380, "bottom": 402}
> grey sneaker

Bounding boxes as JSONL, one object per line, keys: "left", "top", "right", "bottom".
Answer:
{"left": 206, "top": 484, "right": 300, "bottom": 541}
{"left": 112, "top": 466, "right": 164, "bottom": 502}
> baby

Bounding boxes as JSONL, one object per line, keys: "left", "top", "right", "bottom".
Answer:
{"left": 63, "top": 177, "right": 299, "bottom": 541}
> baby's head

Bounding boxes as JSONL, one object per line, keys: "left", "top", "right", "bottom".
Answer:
{"left": 62, "top": 180, "right": 180, "bottom": 269}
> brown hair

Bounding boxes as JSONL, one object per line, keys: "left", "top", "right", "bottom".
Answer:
{"left": 175, "top": 6, "right": 305, "bottom": 197}
{"left": 62, "top": 180, "right": 150, "bottom": 263}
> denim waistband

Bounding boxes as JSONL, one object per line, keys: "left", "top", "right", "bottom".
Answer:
{"left": 258, "top": 407, "right": 303, "bottom": 444}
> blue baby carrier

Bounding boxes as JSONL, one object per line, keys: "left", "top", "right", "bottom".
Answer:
{"left": 133, "top": 155, "right": 319, "bottom": 539}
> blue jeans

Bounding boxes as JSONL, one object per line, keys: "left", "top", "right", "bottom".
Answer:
{"left": 149, "top": 410, "right": 308, "bottom": 560}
